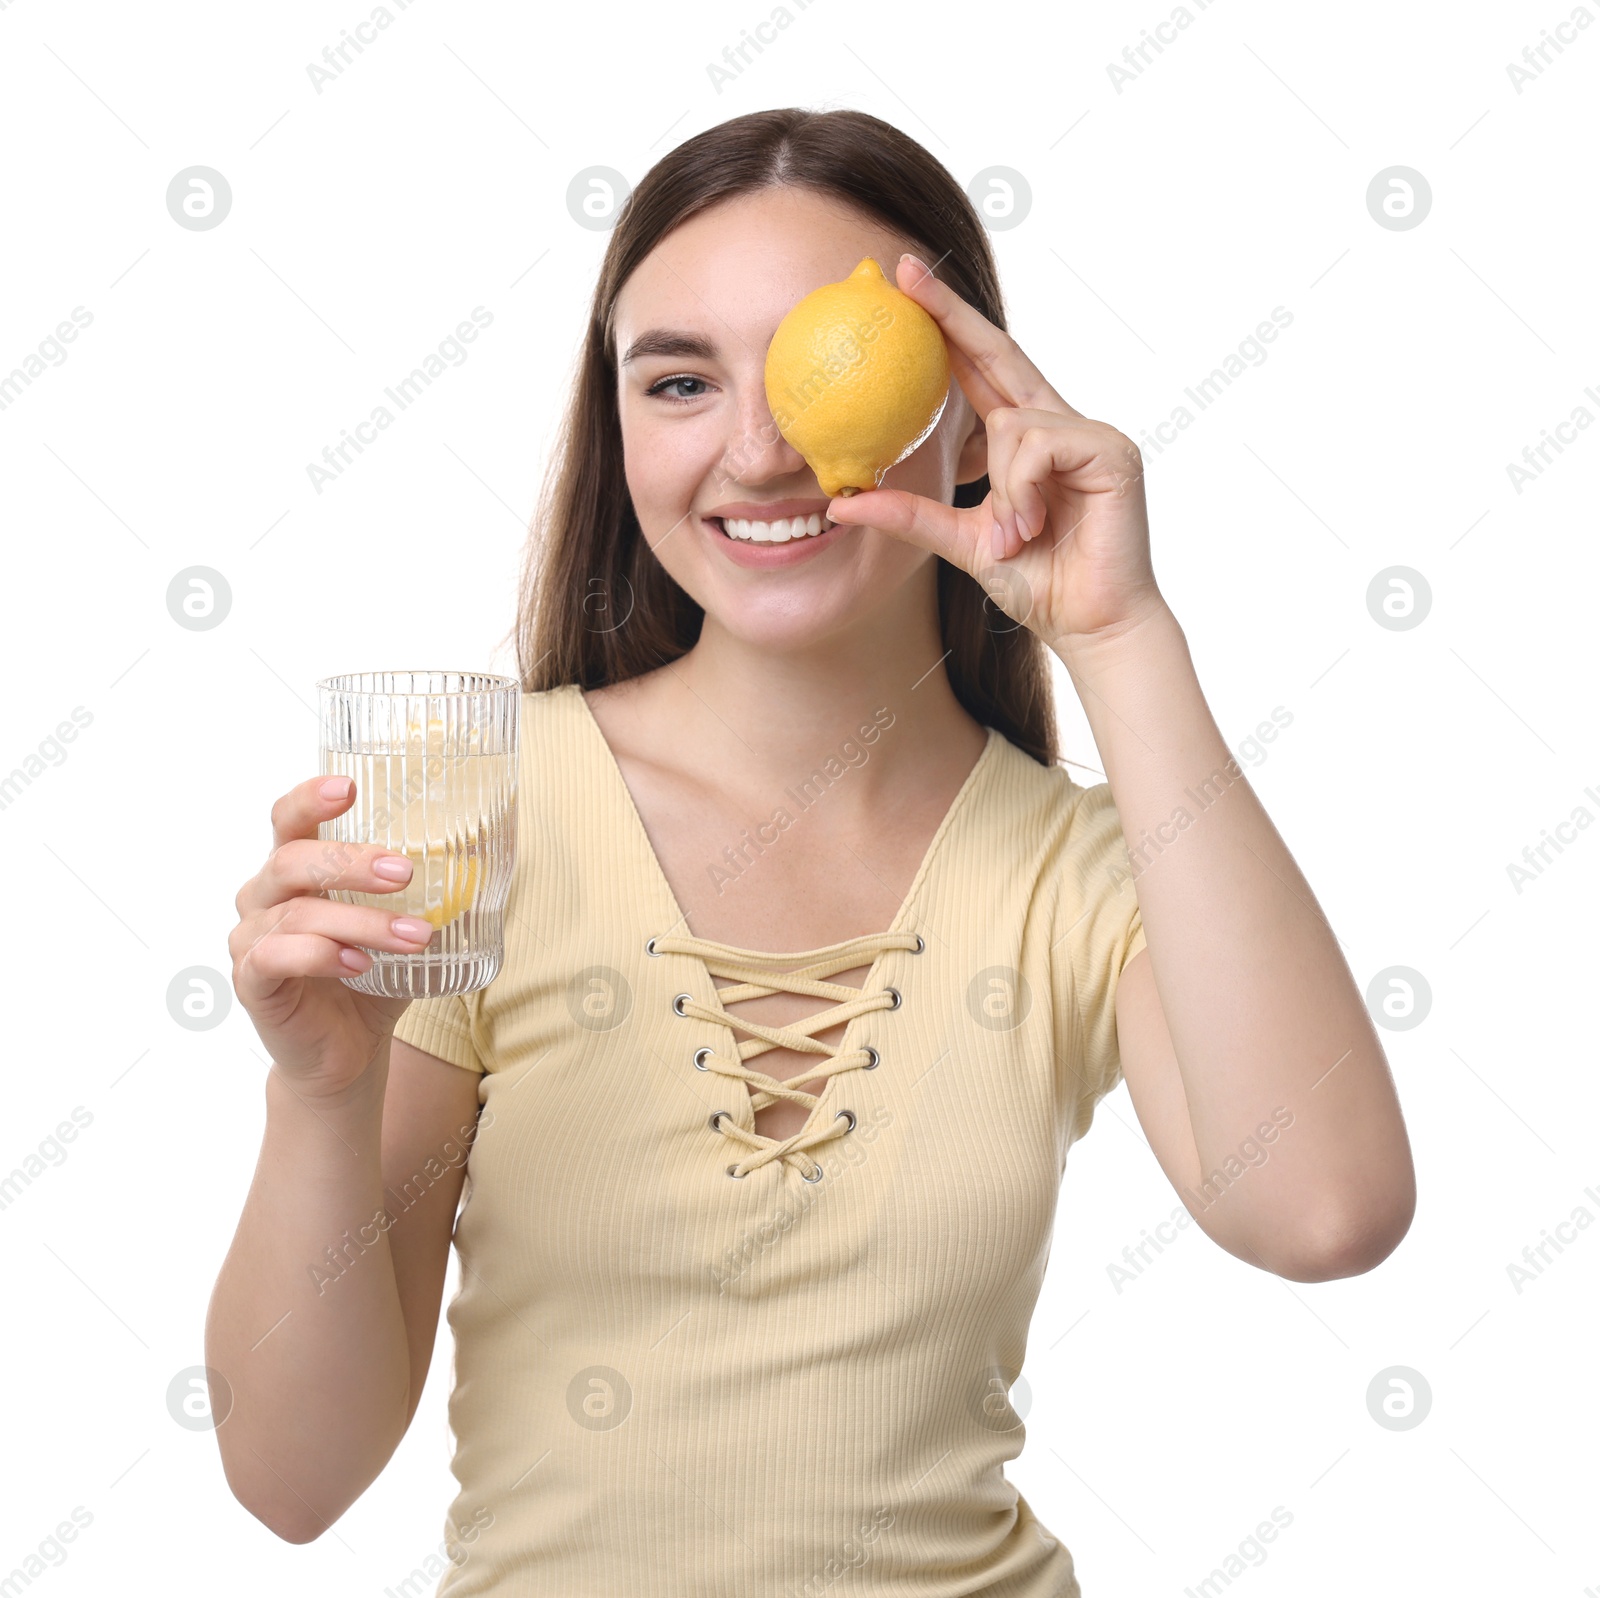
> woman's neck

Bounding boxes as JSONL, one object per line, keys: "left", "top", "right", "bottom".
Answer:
{"left": 663, "top": 607, "right": 982, "bottom": 805}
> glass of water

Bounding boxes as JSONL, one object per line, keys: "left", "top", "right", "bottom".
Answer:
{"left": 316, "top": 670, "right": 519, "bottom": 998}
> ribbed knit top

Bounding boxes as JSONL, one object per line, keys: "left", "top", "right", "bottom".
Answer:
{"left": 391, "top": 681, "right": 1148, "bottom": 1597}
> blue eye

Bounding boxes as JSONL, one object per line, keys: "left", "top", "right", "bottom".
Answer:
{"left": 645, "top": 374, "right": 711, "bottom": 403}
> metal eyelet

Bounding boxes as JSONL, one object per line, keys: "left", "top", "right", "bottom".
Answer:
{"left": 862, "top": 1045, "right": 880, "bottom": 1070}
{"left": 709, "top": 1110, "right": 726, "bottom": 1130}
{"left": 911, "top": 934, "right": 926, "bottom": 953}
{"left": 645, "top": 936, "right": 661, "bottom": 956}
{"left": 693, "top": 1047, "right": 714, "bottom": 1070}
{"left": 883, "top": 986, "right": 902, "bottom": 1010}
{"left": 835, "top": 1109, "right": 856, "bottom": 1133}
{"left": 672, "top": 993, "right": 691, "bottom": 1016}
{"left": 801, "top": 1161, "right": 824, "bottom": 1182}
{"left": 726, "top": 1163, "right": 747, "bottom": 1179}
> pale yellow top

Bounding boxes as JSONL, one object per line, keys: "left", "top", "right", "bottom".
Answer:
{"left": 393, "top": 682, "right": 1147, "bottom": 1597}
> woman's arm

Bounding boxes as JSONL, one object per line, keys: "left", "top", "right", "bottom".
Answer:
{"left": 206, "top": 1053, "right": 410, "bottom": 1541}
{"left": 824, "top": 255, "right": 1415, "bottom": 1281}
{"left": 205, "top": 1040, "right": 477, "bottom": 1541}
{"left": 1064, "top": 600, "right": 1415, "bottom": 1281}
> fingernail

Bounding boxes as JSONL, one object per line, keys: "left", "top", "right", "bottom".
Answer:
{"left": 373, "top": 855, "right": 414, "bottom": 882}
{"left": 320, "top": 776, "right": 352, "bottom": 801}
{"left": 991, "top": 520, "right": 1005, "bottom": 561}
{"left": 392, "top": 917, "right": 435, "bottom": 942}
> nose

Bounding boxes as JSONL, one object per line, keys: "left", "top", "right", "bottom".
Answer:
{"left": 713, "top": 376, "right": 809, "bottom": 494}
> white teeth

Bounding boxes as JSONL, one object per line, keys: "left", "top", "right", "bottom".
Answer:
{"left": 720, "top": 513, "right": 834, "bottom": 543}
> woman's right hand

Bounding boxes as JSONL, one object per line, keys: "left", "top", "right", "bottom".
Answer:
{"left": 230, "top": 775, "right": 437, "bottom": 1098}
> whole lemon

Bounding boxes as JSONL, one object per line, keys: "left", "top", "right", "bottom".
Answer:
{"left": 764, "top": 258, "right": 951, "bottom": 498}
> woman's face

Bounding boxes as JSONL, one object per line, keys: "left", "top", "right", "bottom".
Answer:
{"left": 612, "top": 185, "right": 985, "bottom": 654}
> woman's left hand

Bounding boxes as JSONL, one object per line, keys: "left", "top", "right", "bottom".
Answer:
{"left": 825, "top": 254, "right": 1166, "bottom": 656}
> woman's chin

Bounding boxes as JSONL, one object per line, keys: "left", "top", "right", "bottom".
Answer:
{"left": 696, "top": 581, "right": 878, "bottom": 653}
{"left": 653, "top": 518, "right": 930, "bottom": 651}
{"left": 712, "top": 609, "right": 862, "bottom": 654}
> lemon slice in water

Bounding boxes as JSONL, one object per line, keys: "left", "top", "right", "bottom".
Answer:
{"left": 394, "top": 844, "right": 482, "bottom": 930}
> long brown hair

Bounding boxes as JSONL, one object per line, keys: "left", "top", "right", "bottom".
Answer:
{"left": 510, "top": 107, "right": 1060, "bottom": 766}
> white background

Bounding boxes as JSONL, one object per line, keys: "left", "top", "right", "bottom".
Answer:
{"left": 2, "top": 0, "right": 1596, "bottom": 1593}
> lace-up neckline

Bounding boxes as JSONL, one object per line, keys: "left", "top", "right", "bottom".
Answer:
{"left": 649, "top": 931, "right": 924, "bottom": 1179}
{"left": 569, "top": 684, "right": 1001, "bottom": 1181}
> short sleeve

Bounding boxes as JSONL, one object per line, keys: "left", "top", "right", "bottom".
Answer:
{"left": 1050, "top": 778, "right": 1147, "bottom": 1142}
{"left": 391, "top": 992, "right": 486, "bottom": 1075}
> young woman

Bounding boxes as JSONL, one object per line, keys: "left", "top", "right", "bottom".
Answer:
{"left": 209, "top": 108, "right": 1415, "bottom": 1595}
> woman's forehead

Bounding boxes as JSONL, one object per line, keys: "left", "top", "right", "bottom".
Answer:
{"left": 614, "top": 190, "right": 910, "bottom": 349}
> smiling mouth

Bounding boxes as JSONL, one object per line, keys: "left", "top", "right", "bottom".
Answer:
{"left": 707, "top": 512, "right": 838, "bottom": 544}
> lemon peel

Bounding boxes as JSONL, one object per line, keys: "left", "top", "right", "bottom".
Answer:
{"left": 764, "top": 258, "right": 950, "bottom": 498}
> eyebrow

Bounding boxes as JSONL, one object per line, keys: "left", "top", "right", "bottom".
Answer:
{"left": 620, "top": 329, "right": 719, "bottom": 365}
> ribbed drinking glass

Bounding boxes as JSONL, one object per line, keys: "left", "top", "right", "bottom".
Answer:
{"left": 316, "top": 670, "right": 519, "bottom": 997}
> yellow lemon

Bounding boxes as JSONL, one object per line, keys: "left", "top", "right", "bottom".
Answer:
{"left": 764, "top": 257, "right": 950, "bottom": 498}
